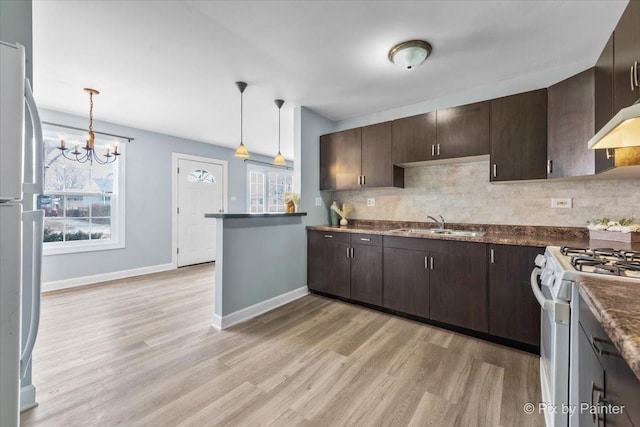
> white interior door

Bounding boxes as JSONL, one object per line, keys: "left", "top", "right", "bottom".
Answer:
{"left": 177, "top": 159, "right": 224, "bottom": 267}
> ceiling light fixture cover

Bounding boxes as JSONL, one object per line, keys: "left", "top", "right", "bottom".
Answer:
{"left": 234, "top": 81, "right": 250, "bottom": 159}
{"left": 388, "top": 40, "right": 432, "bottom": 70}
{"left": 588, "top": 102, "right": 640, "bottom": 149}
{"left": 273, "top": 99, "right": 286, "bottom": 166}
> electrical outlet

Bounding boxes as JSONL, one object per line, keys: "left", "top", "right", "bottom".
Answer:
{"left": 230, "top": 196, "right": 237, "bottom": 201}
{"left": 551, "top": 198, "right": 572, "bottom": 209}
{"left": 367, "top": 198, "right": 376, "bottom": 207}
{"left": 315, "top": 197, "right": 322, "bottom": 207}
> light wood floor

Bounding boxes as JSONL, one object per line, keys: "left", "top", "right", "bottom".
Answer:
{"left": 21, "top": 263, "right": 543, "bottom": 427}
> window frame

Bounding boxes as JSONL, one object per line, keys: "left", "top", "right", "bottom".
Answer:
{"left": 41, "top": 126, "right": 126, "bottom": 256}
{"left": 245, "top": 163, "right": 293, "bottom": 213}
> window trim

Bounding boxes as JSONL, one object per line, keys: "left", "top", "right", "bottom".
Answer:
{"left": 42, "top": 141, "right": 126, "bottom": 256}
{"left": 245, "top": 163, "right": 294, "bottom": 213}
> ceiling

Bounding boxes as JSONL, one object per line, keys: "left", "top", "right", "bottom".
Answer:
{"left": 33, "top": 1, "right": 628, "bottom": 160}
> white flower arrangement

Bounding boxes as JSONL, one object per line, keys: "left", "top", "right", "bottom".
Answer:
{"left": 587, "top": 217, "right": 640, "bottom": 233}
{"left": 283, "top": 192, "right": 300, "bottom": 204}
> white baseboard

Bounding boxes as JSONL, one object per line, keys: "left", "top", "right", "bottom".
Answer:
{"left": 20, "top": 384, "right": 37, "bottom": 412}
{"left": 212, "top": 286, "right": 309, "bottom": 330}
{"left": 42, "top": 262, "right": 176, "bottom": 292}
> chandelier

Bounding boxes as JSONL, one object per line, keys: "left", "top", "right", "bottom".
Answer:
{"left": 56, "top": 88, "right": 120, "bottom": 165}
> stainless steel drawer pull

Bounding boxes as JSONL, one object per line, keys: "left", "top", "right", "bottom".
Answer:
{"left": 591, "top": 337, "right": 622, "bottom": 358}
{"left": 431, "top": 144, "right": 435, "bottom": 156}
{"left": 632, "top": 64, "right": 636, "bottom": 91}
{"left": 424, "top": 256, "right": 428, "bottom": 270}
{"left": 436, "top": 143, "right": 440, "bottom": 156}
{"left": 490, "top": 248, "right": 495, "bottom": 264}
{"left": 493, "top": 164, "right": 497, "bottom": 178}
{"left": 430, "top": 256, "right": 434, "bottom": 270}
{"left": 547, "top": 160, "right": 553, "bottom": 174}
{"left": 324, "top": 235, "right": 333, "bottom": 238}
{"left": 346, "top": 247, "right": 350, "bottom": 258}
{"left": 360, "top": 238, "right": 371, "bottom": 242}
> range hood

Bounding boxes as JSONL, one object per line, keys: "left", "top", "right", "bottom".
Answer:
{"left": 588, "top": 101, "right": 640, "bottom": 149}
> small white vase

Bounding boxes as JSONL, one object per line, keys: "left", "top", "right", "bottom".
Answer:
{"left": 340, "top": 218, "right": 348, "bottom": 226}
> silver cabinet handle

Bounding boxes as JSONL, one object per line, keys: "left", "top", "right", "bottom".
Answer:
{"left": 360, "top": 238, "right": 371, "bottom": 242}
{"left": 357, "top": 176, "right": 361, "bottom": 185}
{"left": 632, "top": 64, "right": 636, "bottom": 91}
{"left": 436, "top": 143, "right": 440, "bottom": 156}
{"left": 490, "top": 248, "right": 495, "bottom": 264}
{"left": 430, "top": 256, "right": 434, "bottom": 270}
{"left": 350, "top": 247, "right": 354, "bottom": 258}
{"left": 431, "top": 144, "right": 435, "bottom": 157}
{"left": 346, "top": 247, "right": 350, "bottom": 258}
{"left": 324, "top": 235, "right": 333, "bottom": 238}
{"left": 547, "top": 160, "right": 553, "bottom": 174}
{"left": 634, "top": 60, "right": 639, "bottom": 88}
{"left": 362, "top": 175, "right": 365, "bottom": 185}
{"left": 424, "top": 256, "right": 428, "bottom": 270}
{"left": 492, "top": 164, "right": 497, "bottom": 178}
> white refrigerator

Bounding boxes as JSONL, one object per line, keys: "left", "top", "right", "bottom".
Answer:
{"left": 0, "top": 41, "right": 44, "bottom": 426}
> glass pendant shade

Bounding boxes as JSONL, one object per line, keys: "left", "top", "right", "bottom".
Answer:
{"left": 234, "top": 141, "right": 250, "bottom": 158}
{"left": 273, "top": 152, "right": 286, "bottom": 166}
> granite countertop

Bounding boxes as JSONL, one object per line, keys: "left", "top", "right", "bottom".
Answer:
{"left": 205, "top": 212, "right": 307, "bottom": 219}
{"left": 578, "top": 278, "right": 640, "bottom": 381}
{"left": 307, "top": 221, "right": 590, "bottom": 248}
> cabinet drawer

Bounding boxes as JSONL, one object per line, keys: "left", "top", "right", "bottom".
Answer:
{"left": 351, "top": 233, "right": 382, "bottom": 246}
{"left": 308, "top": 230, "right": 350, "bottom": 244}
{"left": 383, "top": 235, "right": 433, "bottom": 251}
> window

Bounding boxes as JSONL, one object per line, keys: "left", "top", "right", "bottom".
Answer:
{"left": 246, "top": 164, "right": 293, "bottom": 213}
{"left": 40, "top": 125, "right": 125, "bottom": 254}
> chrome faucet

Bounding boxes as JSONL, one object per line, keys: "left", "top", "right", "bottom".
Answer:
{"left": 427, "top": 215, "right": 446, "bottom": 230}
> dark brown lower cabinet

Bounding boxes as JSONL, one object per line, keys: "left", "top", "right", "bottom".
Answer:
{"left": 429, "top": 241, "right": 488, "bottom": 332}
{"left": 350, "top": 243, "right": 382, "bottom": 306}
{"left": 489, "top": 245, "right": 544, "bottom": 346}
{"left": 383, "top": 247, "right": 429, "bottom": 318}
{"left": 307, "top": 230, "right": 350, "bottom": 298}
{"left": 579, "top": 295, "right": 640, "bottom": 427}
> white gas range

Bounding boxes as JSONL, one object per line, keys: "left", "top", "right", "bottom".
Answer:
{"left": 531, "top": 245, "right": 640, "bottom": 427}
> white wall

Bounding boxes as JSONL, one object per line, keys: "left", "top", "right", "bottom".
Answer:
{"left": 40, "top": 109, "right": 284, "bottom": 285}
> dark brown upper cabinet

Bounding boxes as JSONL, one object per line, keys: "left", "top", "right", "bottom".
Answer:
{"left": 320, "top": 122, "right": 403, "bottom": 191}
{"left": 435, "top": 101, "right": 490, "bottom": 160}
{"left": 490, "top": 89, "right": 548, "bottom": 182}
{"left": 320, "top": 128, "right": 361, "bottom": 191}
{"left": 613, "top": 0, "right": 640, "bottom": 112}
{"left": 391, "top": 112, "right": 436, "bottom": 164}
{"left": 547, "top": 68, "right": 613, "bottom": 178}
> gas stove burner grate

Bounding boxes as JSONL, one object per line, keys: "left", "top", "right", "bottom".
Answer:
{"left": 571, "top": 256, "right": 604, "bottom": 270}
{"left": 623, "top": 250, "right": 640, "bottom": 262}
{"left": 592, "top": 264, "right": 621, "bottom": 276}
{"left": 615, "top": 261, "right": 640, "bottom": 272}
{"left": 560, "top": 246, "right": 588, "bottom": 256}
{"left": 591, "top": 248, "right": 626, "bottom": 260}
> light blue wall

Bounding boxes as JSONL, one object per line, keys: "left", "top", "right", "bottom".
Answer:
{"left": 40, "top": 108, "right": 285, "bottom": 283}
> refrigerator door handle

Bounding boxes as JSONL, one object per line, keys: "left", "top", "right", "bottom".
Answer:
{"left": 20, "top": 210, "right": 43, "bottom": 378}
{"left": 23, "top": 78, "right": 44, "bottom": 195}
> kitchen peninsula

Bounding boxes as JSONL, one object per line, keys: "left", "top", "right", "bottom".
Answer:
{"left": 205, "top": 212, "right": 308, "bottom": 330}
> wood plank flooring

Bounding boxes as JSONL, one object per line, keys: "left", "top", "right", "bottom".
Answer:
{"left": 21, "top": 263, "right": 543, "bottom": 426}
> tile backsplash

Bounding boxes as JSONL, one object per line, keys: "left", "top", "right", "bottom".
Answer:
{"left": 333, "top": 161, "right": 640, "bottom": 227}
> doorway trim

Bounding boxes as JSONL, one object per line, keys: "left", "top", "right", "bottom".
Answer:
{"left": 171, "top": 153, "right": 229, "bottom": 268}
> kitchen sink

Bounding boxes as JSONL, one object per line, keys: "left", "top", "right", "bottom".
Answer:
{"left": 390, "top": 228, "right": 486, "bottom": 237}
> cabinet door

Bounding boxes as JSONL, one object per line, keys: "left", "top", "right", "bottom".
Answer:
{"left": 436, "top": 101, "right": 490, "bottom": 159}
{"left": 319, "top": 128, "right": 361, "bottom": 190}
{"left": 361, "top": 121, "right": 403, "bottom": 188}
{"left": 490, "top": 89, "right": 547, "bottom": 182}
{"left": 307, "top": 231, "right": 350, "bottom": 298}
{"left": 578, "top": 326, "right": 605, "bottom": 427}
{"left": 594, "top": 33, "right": 616, "bottom": 173}
{"left": 391, "top": 112, "right": 436, "bottom": 164}
{"left": 383, "top": 247, "right": 429, "bottom": 318}
{"left": 547, "top": 69, "right": 597, "bottom": 178}
{"left": 488, "top": 245, "right": 543, "bottom": 346}
{"left": 429, "top": 241, "right": 488, "bottom": 332}
{"left": 613, "top": 0, "right": 640, "bottom": 112}
{"left": 350, "top": 244, "right": 382, "bottom": 306}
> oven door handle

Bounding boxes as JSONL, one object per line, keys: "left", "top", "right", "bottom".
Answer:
{"left": 531, "top": 268, "right": 554, "bottom": 311}
{"left": 531, "top": 267, "right": 570, "bottom": 324}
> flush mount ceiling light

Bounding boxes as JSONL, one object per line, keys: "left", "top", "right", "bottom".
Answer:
{"left": 388, "top": 40, "right": 432, "bottom": 70}
{"left": 234, "top": 81, "right": 250, "bottom": 159}
{"left": 272, "top": 99, "right": 286, "bottom": 166}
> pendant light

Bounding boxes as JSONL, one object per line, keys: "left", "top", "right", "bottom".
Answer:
{"left": 234, "top": 81, "right": 250, "bottom": 158}
{"left": 273, "top": 99, "right": 286, "bottom": 166}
